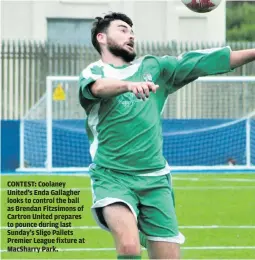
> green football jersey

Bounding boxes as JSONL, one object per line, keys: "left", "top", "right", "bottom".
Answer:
{"left": 79, "top": 47, "right": 232, "bottom": 174}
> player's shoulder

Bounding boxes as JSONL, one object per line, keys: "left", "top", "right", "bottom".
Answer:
{"left": 143, "top": 54, "right": 177, "bottom": 63}
{"left": 153, "top": 55, "right": 178, "bottom": 72}
{"left": 133, "top": 55, "right": 178, "bottom": 75}
{"left": 135, "top": 54, "right": 164, "bottom": 62}
{"left": 133, "top": 54, "right": 173, "bottom": 67}
{"left": 80, "top": 60, "right": 104, "bottom": 79}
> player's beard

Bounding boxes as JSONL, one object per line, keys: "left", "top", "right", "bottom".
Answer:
{"left": 107, "top": 37, "right": 136, "bottom": 63}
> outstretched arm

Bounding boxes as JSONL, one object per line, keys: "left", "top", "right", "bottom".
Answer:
{"left": 230, "top": 49, "right": 255, "bottom": 69}
{"left": 89, "top": 78, "right": 158, "bottom": 100}
{"left": 160, "top": 47, "right": 255, "bottom": 92}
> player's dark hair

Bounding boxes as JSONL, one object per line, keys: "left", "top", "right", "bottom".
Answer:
{"left": 91, "top": 12, "right": 133, "bottom": 54}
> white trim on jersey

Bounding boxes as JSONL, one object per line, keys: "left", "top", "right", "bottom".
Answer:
{"left": 103, "top": 62, "right": 141, "bottom": 79}
{"left": 91, "top": 197, "right": 138, "bottom": 232}
{"left": 81, "top": 60, "right": 103, "bottom": 79}
{"left": 137, "top": 163, "right": 171, "bottom": 176}
{"left": 147, "top": 232, "right": 185, "bottom": 244}
{"left": 81, "top": 57, "right": 146, "bottom": 80}
{"left": 88, "top": 102, "right": 101, "bottom": 160}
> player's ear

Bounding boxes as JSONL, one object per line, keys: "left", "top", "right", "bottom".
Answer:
{"left": 97, "top": 33, "right": 107, "bottom": 46}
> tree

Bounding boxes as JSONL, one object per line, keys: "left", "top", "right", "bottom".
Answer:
{"left": 226, "top": 1, "right": 255, "bottom": 41}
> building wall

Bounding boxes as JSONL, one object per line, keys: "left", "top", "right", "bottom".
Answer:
{"left": 2, "top": 0, "right": 226, "bottom": 43}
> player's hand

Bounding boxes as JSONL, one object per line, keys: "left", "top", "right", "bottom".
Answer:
{"left": 127, "top": 82, "right": 159, "bottom": 101}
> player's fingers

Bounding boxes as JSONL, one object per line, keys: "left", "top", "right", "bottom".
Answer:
{"left": 136, "top": 85, "right": 146, "bottom": 100}
{"left": 147, "top": 82, "right": 159, "bottom": 93}
{"left": 141, "top": 83, "right": 150, "bottom": 98}
{"left": 132, "top": 86, "right": 138, "bottom": 96}
{"left": 145, "top": 81, "right": 155, "bottom": 88}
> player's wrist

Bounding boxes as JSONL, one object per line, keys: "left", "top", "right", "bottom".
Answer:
{"left": 125, "top": 81, "right": 133, "bottom": 92}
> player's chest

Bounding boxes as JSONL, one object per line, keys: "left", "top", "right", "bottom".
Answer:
{"left": 99, "top": 94, "right": 151, "bottom": 119}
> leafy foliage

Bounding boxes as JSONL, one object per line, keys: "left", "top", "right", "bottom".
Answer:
{"left": 226, "top": 1, "right": 255, "bottom": 41}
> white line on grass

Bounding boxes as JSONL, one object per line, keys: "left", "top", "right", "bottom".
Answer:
{"left": 175, "top": 186, "right": 255, "bottom": 190}
{"left": 173, "top": 177, "right": 200, "bottom": 181}
{"left": 1, "top": 246, "right": 255, "bottom": 253}
{"left": 2, "top": 175, "right": 255, "bottom": 182}
{"left": 1, "top": 225, "right": 255, "bottom": 230}
{"left": 214, "top": 178, "right": 255, "bottom": 182}
{"left": 58, "top": 246, "right": 255, "bottom": 251}
{"left": 173, "top": 177, "right": 255, "bottom": 182}
{"left": 179, "top": 225, "right": 255, "bottom": 229}
{"left": 181, "top": 246, "right": 255, "bottom": 250}
{"left": 1, "top": 173, "right": 90, "bottom": 176}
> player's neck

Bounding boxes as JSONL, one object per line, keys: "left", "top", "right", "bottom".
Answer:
{"left": 101, "top": 52, "right": 130, "bottom": 67}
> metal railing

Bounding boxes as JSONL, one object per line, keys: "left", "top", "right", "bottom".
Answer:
{"left": 1, "top": 40, "right": 255, "bottom": 119}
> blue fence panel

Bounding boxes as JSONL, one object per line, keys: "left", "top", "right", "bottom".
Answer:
{"left": 1, "top": 120, "right": 20, "bottom": 172}
{"left": 1, "top": 119, "right": 254, "bottom": 172}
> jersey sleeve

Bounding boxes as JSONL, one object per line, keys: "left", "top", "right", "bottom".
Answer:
{"left": 79, "top": 64, "right": 104, "bottom": 101}
{"left": 174, "top": 46, "right": 232, "bottom": 87}
{"left": 158, "top": 46, "right": 233, "bottom": 93}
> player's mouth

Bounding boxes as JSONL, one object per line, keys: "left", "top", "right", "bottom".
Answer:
{"left": 126, "top": 42, "right": 134, "bottom": 50}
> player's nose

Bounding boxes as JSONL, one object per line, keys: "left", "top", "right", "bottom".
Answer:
{"left": 129, "top": 33, "right": 135, "bottom": 41}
